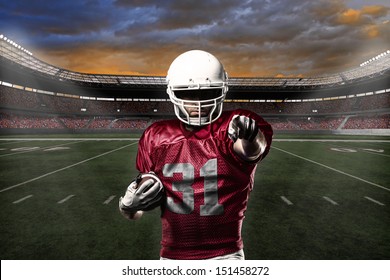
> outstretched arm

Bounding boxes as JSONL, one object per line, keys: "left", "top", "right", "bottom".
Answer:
{"left": 228, "top": 115, "right": 268, "bottom": 162}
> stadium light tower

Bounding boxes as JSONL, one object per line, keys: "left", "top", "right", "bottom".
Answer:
{"left": 0, "top": 34, "right": 33, "bottom": 56}
{"left": 360, "top": 50, "right": 390, "bottom": 67}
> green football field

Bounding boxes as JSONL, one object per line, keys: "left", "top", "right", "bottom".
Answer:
{"left": 0, "top": 133, "right": 389, "bottom": 260}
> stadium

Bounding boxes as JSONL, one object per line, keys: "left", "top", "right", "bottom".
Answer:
{"left": 0, "top": 34, "right": 389, "bottom": 260}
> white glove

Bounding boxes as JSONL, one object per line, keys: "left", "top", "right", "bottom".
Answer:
{"left": 228, "top": 115, "right": 259, "bottom": 142}
{"left": 119, "top": 173, "right": 163, "bottom": 213}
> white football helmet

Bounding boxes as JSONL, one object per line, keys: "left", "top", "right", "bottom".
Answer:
{"left": 166, "top": 50, "right": 229, "bottom": 126}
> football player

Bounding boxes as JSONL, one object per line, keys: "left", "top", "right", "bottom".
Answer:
{"left": 119, "top": 50, "right": 273, "bottom": 260}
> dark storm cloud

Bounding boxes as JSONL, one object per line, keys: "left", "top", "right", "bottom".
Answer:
{"left": 0, "top": 0, "right": 389, "bottom": 76}
{"left": 114, "top": 0, "right": 239, "bottom": 30}
{"left": 111, "top": 0, "right": 389, "bottom": 76}
{"left": 0, "top": 1, "right": 113, "bottom": 35}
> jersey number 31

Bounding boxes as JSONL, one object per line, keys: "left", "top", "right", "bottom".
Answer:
{"left": 163, "top": 158, "right": 224, "bottom": 216}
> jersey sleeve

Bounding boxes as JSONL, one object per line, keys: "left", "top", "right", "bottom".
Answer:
{"left": 136, "top": 127, "right": 154, "bottom": 173}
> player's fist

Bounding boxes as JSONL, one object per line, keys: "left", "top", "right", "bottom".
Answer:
{"left": 119, "top": 172, "right": 163, "bottom": 217}
{"left": 228, "top": 115, "right": 259, "bottom": 142}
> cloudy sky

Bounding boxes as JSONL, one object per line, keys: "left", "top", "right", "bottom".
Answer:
{"left": 0, "top": 0, "right": 389, "bottom": 77}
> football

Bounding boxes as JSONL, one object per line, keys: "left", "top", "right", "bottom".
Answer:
{"left": 135, "top": 173, "right": 158, "bottom": 189}
{"left": 127, "top": 210, "right": 143, "bottom": 220}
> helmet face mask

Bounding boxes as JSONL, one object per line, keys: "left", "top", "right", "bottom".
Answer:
{"left": 166, "top": 50, "right": 228, "bottom": 126}
{"left": 170, "top": 88, "right": 226, "bottom": 126}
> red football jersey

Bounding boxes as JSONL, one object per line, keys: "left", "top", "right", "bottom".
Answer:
{"left": 136, "top": 109, "right": 273, "bottom": 259}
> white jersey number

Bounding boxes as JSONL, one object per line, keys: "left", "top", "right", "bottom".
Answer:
{"left": 162, "top": 158, "right": 224, "bottom": 216}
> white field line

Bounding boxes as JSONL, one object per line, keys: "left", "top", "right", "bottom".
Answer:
{"left": 103, "top": 195, "right": 116, "bottom": 205}
{"left": 57, "top": 195, "right": 75, "bottom": 204}
{"left": 12, "top": 194, "right": 33, "bottom": 204}
{"left": 272, "top": 146, "right": 390, "bottom": 192}
{"left": 280, "top": 196, "right": 293, "bottom": 205}
{"left": 322, "top": 196, "right": 339, "bottom": 205}
{"left": 364, "top": 196, "right": 385, "bottom": 206}
{"left": 0, "top": 140, "right": 87, "bottom": 158}
{"left": 0, "top": 140, "right": 34, "bottom": 146}
{"left": 0, "top": 141, "right": 138, "bottom": 194}
{"left": 359, "top": 150, "right": 390, "bottom": 158}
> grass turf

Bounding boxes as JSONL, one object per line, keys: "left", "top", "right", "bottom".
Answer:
{"left": 0, "top": 134, "right": 389, "bottom": 259}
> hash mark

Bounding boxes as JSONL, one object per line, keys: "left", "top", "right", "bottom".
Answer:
{"left": 322, "top": 196, "right": 339, "bottom": 205}
{"left": 364, "top": 196, "right": 385, "bottom": 206}
{"left": 103, "top": 195, "right": 116, "bottom": 204}
{"left": 57, "top": 195, "right": 75, "bottom": 204}
{"left": 13, "top": 194, "right": 33, "bottom": 204}
{"left": 280, "top": 196, "right": 293, "bottom": 205}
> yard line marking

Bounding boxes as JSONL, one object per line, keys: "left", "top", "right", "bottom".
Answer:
{"left": 0, "top": 140, "right": 87, "bottom": 158}
{"left": 364, "top": 196, "right": 385, "bottom": 206}
{"left": 0, "top": 141, "right": 138, "bottom": 193}
{"left": 103, "top": 195, "right": 116, "bottom": 205}
{"left": 323, "top": 196, "right": 339, "bottom": 205}
{"left": 57, "top": 195, "right": 75, "bottom": 204}
{"left": 272, "top": 146, "right": 390, "bottom": 192}
{"left": 281, "top": 196, "right": 293, "bottom": 205}
{"left": 321, "top": 142, "right": 390, "bottom": 158}
{"left": 12, "top": 194, "right": 33, "bottom": 204}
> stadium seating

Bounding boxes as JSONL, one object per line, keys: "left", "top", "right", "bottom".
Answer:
{"left": 0, "top": 84, "right": 389, "bottom": 131}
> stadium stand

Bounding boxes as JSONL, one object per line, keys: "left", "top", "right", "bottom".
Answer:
{"left": 343, "top": 115, "right": 389, "bottom": 129}
{"left": 1, "top": 84, "right": 389, "bottom": 132}
{"left": 0, "top": 34, "right": 389, "bottom": 134}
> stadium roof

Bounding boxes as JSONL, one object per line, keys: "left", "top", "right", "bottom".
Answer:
{"left": 1, "top": 34, "right": 389, "bottom": 99}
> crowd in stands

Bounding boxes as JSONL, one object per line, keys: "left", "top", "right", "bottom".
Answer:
{"left": 1, "top": 85, "right": 389, "bottom": 117}
{"left": 1, "top": 84, "right": 389, "bottom": 131}
{"left": 0, "top": 113, "right": 150, "bottom": 130}
{"left": 0, "top": 85, "right": 173, "bottom": 115}
{"left": 111, "top": 119, "right": 149, "bottom": 129}
{"left": 88, "top": 117, "right": 115, "bottom": 129}
{"left": 344, "top": 115, "right": 389, "bottom": 129}
{"left": 269, "top": 116, "right": 389, "bottom": 130}
{"left": 59, "top": 117, "right": 90, "bottom": 129}
{"left": 0, "top": 113, "right": 63, "bottom": 129}
{"left": 1, "top": 112, "right": 388, "bottom": 130}
{"left": 0, "top": 86, "right": 42, "bottom": 110}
